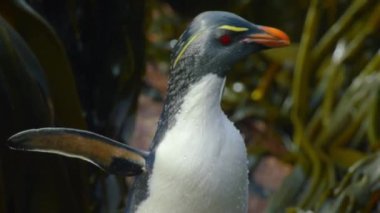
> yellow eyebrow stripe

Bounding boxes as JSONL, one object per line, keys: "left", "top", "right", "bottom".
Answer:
{"left": 218, "top": 25, "right": 249, "bottom": 32}
{"left": 173, "top": 32, "right": 202, "bottom": 68}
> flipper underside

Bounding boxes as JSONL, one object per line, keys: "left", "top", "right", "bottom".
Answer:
{"left": 8, "top": 128, "right": 148, "bottom": 176}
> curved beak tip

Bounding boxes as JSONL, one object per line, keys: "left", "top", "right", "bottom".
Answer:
{"left": 246, "top": 25, "right": 290, "bottom": 48}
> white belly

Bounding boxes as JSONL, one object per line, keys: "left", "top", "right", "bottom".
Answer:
{"left": 136, "top": 75, "right": 248, "bottom": 213}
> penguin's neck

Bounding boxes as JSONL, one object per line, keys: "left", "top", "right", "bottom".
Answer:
{"left": 174, "top": 74, "right": 225, "bottom": 118}
{"left": 152, "top": 70, "right": 226, "bottom": 150}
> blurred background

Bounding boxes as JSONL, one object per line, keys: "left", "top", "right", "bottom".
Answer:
{"left": 0, "top": 0, "right": 379, "bottom": 212}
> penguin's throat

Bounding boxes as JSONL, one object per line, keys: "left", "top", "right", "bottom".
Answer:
{"left": 175, "top": 74, "right": 225, "bottom": 119}
{"left": 151, "top": 73, "right": 226, "bottom": 150}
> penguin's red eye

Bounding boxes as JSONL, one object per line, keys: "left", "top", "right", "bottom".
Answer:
{"left": 219, "top": 34, "right": 232, "bottom": 46}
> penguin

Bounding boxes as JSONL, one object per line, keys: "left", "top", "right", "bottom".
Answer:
{"left": 8, "top": 11, "right": 290, "bottom": 213}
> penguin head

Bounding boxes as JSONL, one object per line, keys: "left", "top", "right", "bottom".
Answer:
{"left": 170, "top": 11, "right": 290, "bottom": 78}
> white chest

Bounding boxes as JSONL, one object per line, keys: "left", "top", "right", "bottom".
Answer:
{"left": 136, "top": 75, "right": 248, "bottom": 213}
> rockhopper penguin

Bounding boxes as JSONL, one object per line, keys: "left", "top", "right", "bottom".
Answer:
{"left": 8, "top": 11, "right": 290, "bottom": 213}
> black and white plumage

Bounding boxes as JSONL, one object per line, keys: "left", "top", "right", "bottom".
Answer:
{"left": 8, "top": 11, "right": 289, "bottom": 213}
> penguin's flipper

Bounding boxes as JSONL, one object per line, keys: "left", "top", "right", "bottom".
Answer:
{"left": 8, "top": 128, "right": 147, "bottom": 176}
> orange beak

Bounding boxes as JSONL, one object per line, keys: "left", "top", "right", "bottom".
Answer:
{"left": 244, "top": 25, "right": 290, "bottom": 47}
